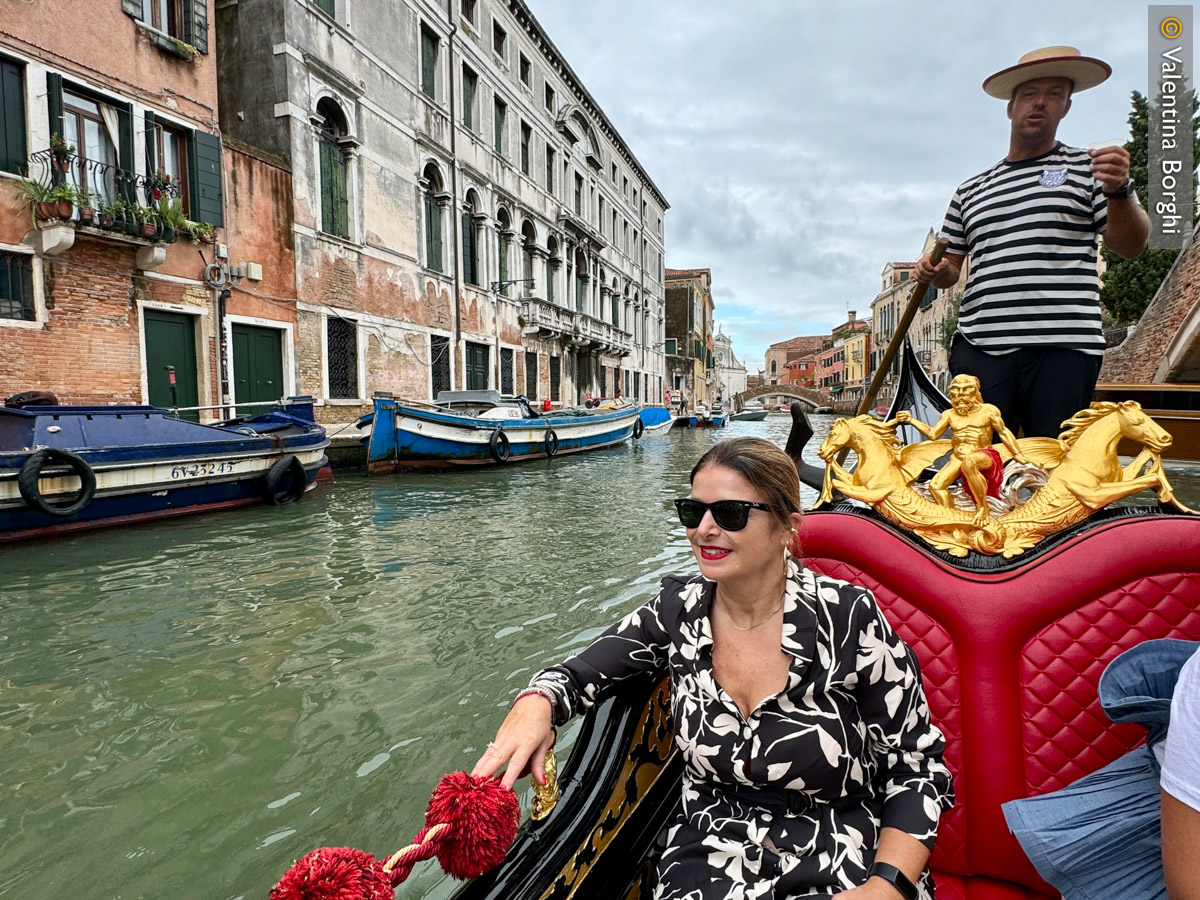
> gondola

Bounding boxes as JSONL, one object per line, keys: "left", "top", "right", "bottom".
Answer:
{"left": 437, "top": 389, "right": 1199, "bottom": 899}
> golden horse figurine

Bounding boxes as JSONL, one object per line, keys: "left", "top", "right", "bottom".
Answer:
{"left": 816, "top": 400, "right": 1193, "bottom": 558}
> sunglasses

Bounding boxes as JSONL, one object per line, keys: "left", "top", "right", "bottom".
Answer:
{"left": 674, "top": 498, "right": 772, "bottom": 531}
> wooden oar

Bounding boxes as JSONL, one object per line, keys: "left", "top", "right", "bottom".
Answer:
{"left": 832, "top": 238, "right": 950, "bottom": 467}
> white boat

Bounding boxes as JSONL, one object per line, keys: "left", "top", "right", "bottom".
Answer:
{"left": 729, "top": 400, "right": 768, "bottom": 422}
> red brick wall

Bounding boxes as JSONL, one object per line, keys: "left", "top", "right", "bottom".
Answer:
{"left": 1100, "top": 233, "right": 1200, "bottom": 383}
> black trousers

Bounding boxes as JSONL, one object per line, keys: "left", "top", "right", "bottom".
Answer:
{"left": 948, "top": 334, "right": 1102, "bottom": 439}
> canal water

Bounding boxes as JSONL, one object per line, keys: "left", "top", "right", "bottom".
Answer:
{"left": 2, "top": 415, "right": 1198, "bottom": 900}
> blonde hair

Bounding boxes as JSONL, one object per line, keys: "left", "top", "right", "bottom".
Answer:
{"left": 690, "top": 438, "right": 801, "bottom": 530}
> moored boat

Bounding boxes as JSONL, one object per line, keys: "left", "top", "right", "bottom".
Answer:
{"left": 675, "top": 403, "right": 727, "bottom": 428}
{"left": 0, "top": 395, "right": 328, "bottom": 543}
{"left": 728, "top": 400, "right": 768, "bottom": 422}
{"left": 365, "top": 391, "right": 642, "bottom": 471}
{"left": 638, "top": 406, "right": 677, "bottom": 434}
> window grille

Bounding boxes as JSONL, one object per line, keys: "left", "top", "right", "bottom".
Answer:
{"left": 549, "top": 355, "right": 560, "bottom": 402}
{"left": 326, "top": 316, "right": 358, "bottom": 398}
{"left": 0, "top": 252, "right": 34, "bottom": 321}
{"left": 524, "top": 351, "right": 538, "bottom": 399}
{"left": 430, "top": 334, "right": 451, "bottom": 397}
{"left": 500, "top": 348, "right": 514, "bottom": 394}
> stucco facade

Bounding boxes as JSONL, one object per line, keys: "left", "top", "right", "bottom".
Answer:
{"left": 664, "top": 268, "right": 715, "bottom": 407}
{"left": 713, "top": 329, "right": 746, "bottom": 401}
{"left": 215, "top": 0, "right": 668, "bottom": 419}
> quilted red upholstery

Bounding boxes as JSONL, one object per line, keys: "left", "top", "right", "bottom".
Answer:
{"left": 799, "top": 511, "right": 1200, "bottom": 900}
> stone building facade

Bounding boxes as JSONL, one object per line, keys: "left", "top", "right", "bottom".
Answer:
{"left": 764, "top": 335, "right": 824, "bottom": 386}
{"left": 1, "top": 1, "right": 230, "bottom": 415}
{"left": 713, "top": 329, "right": 746, "bottom": 401}
{"left": 664, "top": 267, "right": 715, "bottom": 407}
{"left": 215, "top": 0, "right": 667, "bottom": 422}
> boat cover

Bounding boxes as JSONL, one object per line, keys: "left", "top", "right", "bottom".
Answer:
{"left": 799, "top": 507, "right": 1200, "bottom": 899}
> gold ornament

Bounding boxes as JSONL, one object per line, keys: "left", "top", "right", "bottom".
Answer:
{"left": 530, "top": 747, "right": 560, "bottom": 821}
{"left": 817, "top": 398, "right": 1194, "bottom": 558}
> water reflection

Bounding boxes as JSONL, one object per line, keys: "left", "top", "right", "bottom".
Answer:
{"left": 0, "top": 414, "right": 1195, "bottom": 900}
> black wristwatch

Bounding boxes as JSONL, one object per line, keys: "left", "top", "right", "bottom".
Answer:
{"left": 1103, "top": 178, "right": 1134, "bottom": 200}
{"left": 868, "top": 861, "right": 919, "bottom": 900}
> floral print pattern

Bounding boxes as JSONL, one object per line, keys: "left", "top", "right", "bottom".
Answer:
{"left": 529, "top": 560, "right": 954, "bottom": 899}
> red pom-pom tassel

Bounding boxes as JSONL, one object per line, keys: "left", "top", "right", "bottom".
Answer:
{"left": 425, "top": 772, "right": 521, "bottom": 879}
{"left": 268, "top": 847, "right": 393, "bottom": 900}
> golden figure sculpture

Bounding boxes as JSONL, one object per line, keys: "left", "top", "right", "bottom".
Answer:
{"left": 816, "top": 400, "right": 1193, "bottom": 558}
{"left": 895, "top": 374, "right": 1026, "bottom": 524}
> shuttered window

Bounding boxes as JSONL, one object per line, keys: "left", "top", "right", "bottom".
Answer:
{"left": 462, "top": 209, "right": 479, "bottom": 285}
{"left": 424, "top": 189, "right": 442, "bottom": 272}
{"left": 314, "top": 0, "right": 335, "bottom": 16}
{"left": 187, "top": 129, "right": 224, "bottom": 227}
{"left": 0, "top": 56, "right": 26, "bottom": 176}
{"left": 493, "top": 97, "right": 506, "bottom": 154}
{"left": 461, "top": 66, "right": 477, "bottom": 131}
{"left": 319, "top": 136, "right": 348, "bottom": 237}
{"left": 465, "top": 341, "right": 489, "bottom": 391}
{"left": 420, "top": 27, "right": 438, "bottom": 100}
{"left": 122, "top": 0, "right": 207, "bottom": 52}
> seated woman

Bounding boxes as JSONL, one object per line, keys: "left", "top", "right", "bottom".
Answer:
{"left": 473, "top": 437, "right": 954, "bottom": 899}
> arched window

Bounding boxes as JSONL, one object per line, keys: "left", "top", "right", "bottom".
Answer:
{"left": 496, "top": 208, "right": 512, "bottom": 294}
{"left": 770, "top": 359, "right": 777, "bottom": 376}
{"left": 521, "top": 220, "right": 536, "bottom": 296}
{"left": 574, "top": 247, "right": 588, "bottom": 312}
{"left": 611, "top": 278, "right": 620, "bottom": 326}
{"left": 462, "top": 190, "right": 481, "bottom": 286}
{"left": 422, "top": 162, "right": 444, "bottom": 273}
{"left": 317, "top": 98, "right": 350, "bottom": 238}
{"left": 546, "top": 236, "right": 559, "bottom": 304}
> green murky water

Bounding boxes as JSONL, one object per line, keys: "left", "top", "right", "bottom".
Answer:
{"left": 1, "top": 416, "right": 1196, "bottom": 900}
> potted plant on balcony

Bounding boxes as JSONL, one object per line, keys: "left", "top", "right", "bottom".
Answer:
{"left": 100, "top": 198, "right": 126, "bottom": 231}
{"left": 155, "top": 195, "right": 185, "bottom": 244}
{"left": 49, "top": 133, "right": 75, "bottom": 173}
{"left": 180, "top": 220, "right": 216, "bottom": 244}
{"left": 75, "top": 188, "right": 96, "bottom": 225}
{"left": 134, "top": 205, "right": 158, "bottom": 239}
{"left": 17, "top": 179, "right": 76, "bottom": 226}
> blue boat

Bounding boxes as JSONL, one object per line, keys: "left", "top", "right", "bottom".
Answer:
{"left": 675, "top": 403, "right": 727, "bottom": 428}
{"left": 0, "top": 395, "right": 329, "bottom": 543}
{"left": 638, "top": 407, "right": 677, "bottom": 434}
{"left": 365, "top": 391, "right": 641, "bottom": 471}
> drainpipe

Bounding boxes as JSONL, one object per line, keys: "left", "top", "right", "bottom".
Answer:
{"left": 447, "top": 1, "right": 463, "bottom": 391}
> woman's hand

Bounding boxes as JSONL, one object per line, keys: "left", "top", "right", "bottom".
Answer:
{"left": 470, "top": 694, "right": 556, "bottom": 790}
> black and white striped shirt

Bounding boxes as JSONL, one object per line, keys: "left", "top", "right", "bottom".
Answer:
{"left": 941, "top": 143, "right": 1109, "bottom": 355}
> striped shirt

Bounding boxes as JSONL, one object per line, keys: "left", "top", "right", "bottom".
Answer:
{"left": 941, "top": 143, "right": 1109, "bottom": 355}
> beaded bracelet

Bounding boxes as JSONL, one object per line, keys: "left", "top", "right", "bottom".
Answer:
{"left": 514, "top": 685, "right": 557, "bottom": 712}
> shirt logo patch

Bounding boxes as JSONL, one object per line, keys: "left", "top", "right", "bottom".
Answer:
{"left": 1039, "top": 167, "right": 1068, "bottom": 187}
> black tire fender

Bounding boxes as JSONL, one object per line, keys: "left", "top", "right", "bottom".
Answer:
{"left": 544, "top": 429, "right": 559, "bottom": 457}
{"left": 489, "top": 429, "right": 511, "bottom": 463}
{"left": 263, "top": 454, "right": 307, "bottom": 505}
{"left": 18, "top": 448, "right": 97, "bottom": 517}
{"left": 633, "top": 417, "right": 645, "bottom": 439}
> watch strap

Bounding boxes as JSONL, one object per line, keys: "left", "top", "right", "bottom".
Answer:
{"left": 868, "top": 861, "right": 919, "bottom": 900}
{"left": 1103, "top": 178, "right": 1133, "bottom": 199}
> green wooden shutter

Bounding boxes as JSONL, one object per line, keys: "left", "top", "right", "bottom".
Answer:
{"left": 116, "top": 100, "right": 135, "bottom": 205}
{"left": 185, "top": 0, "right": 209, "bottom": 54}
{"left": 420, "top": 29, "right": 437, "bottom": 99}
{"left": 314, "top": 0, "right": 335, "bottom": 15}
{"left": 0, "top": 57, "right": 27, "bottom": 175}
{"left": 424, "top": 192, "right": 442, "bottom": 272}
{"left": 144, "top": 110, "right": 158, "bottom": 178}
{"left": 46, "top": 72, "right": 63, "bottom": 144}
{"left": 330, "top": 145, "right": 347, "bottom": 237}
{"left": 188, "top": 129, "right": 224, "bottom": 226}
{"left": 122, "top": 0, "right": 142, "bottom": 17}
{"left": 461, "top": 211, "right": 476, "bottom": 284}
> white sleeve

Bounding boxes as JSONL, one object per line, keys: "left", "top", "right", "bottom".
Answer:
{"left": 1161, "top": 650, "right": 1200, "bottom": 812}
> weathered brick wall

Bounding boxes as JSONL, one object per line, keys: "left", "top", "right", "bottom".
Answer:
{"left": 1101, "top": 232, "right": 1200, "bottom": 383}
{"left": 3, "top": 239, "right": 142, "bottom": 404}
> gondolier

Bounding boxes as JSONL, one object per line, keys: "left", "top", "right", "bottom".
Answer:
{"left": 915, "top": 46, "right": 1150, "bottom": 438}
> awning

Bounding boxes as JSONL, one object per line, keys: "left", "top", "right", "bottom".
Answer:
{"left": 830, "top": 385, "right": 843, "bottom": 394}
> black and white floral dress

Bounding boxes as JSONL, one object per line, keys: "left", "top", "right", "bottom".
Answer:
{"left": 529, "top": 560, "right": 954, "bottom": 900}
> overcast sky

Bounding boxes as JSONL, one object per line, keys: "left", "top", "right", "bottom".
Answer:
{"left": 526, "top": 0, "right": 1154, "bottom": 372}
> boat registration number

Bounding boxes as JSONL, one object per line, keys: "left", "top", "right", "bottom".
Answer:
{"left": 171, "top": 461, "right": 240, "bottom": 478}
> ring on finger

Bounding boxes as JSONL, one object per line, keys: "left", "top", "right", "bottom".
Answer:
{"left": 487, "top": 741, "right": 500, "bottom": 751}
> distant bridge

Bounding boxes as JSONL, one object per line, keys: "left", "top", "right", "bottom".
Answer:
{"left": 735, "top": 385, "right": 839, "bottom": 410}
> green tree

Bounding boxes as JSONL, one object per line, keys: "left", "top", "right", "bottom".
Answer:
{"left": 1099, "top": 90, "right": 1200, "bottom": 324}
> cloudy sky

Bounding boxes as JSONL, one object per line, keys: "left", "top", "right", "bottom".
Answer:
{"left": 526, "top": 0, "right": 1155, "bottom": 372}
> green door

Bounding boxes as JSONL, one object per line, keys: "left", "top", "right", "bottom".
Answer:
{"left": 465, "top": 341, "right": 489, "bottom": 391}
{"left": 232, "top": 323, "right": 285, "bottom": 416}
{"left": 144, "top": 309, "right": 199, "bottom": 421}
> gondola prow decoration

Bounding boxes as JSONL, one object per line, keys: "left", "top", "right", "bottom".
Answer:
{"left": 269, "top": 771, "right": 521, "bottom": 899}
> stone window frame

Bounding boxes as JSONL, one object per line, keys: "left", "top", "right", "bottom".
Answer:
{"left": 322, "top": 309, "right": 366, "bottom": 405}
{"left": 309, "top": 88, "right": 361, "bottom": 245}
{"left": 0, "top": 243, "right": 46, "bottom": 331}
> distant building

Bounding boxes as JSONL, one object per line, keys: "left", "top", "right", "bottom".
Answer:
{"left": 664, "top": 268, "right": 715, "bottom": 406}
{"left": 842, "top": 330, "right": 871, "bottom": 405}
{"left": 765, "top": 335, "right": 825, "bottom": 386}
{"left": 713, "top": 329, "right": 746, "bottom": 400}
{"left": 784, "top": 351, "right": 819, "bottom": 388}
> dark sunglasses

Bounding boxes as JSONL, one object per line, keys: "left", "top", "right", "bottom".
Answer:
{"left": 674, "top": 498, "right": 772, "bottom": 531}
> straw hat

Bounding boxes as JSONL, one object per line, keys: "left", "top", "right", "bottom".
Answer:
{"left": 982, "top": 46, "right": 1111, "bottom": 99}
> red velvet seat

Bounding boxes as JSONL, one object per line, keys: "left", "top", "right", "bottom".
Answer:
{"left": 799, "top": 508, "right": 1200, "bottom": 899}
